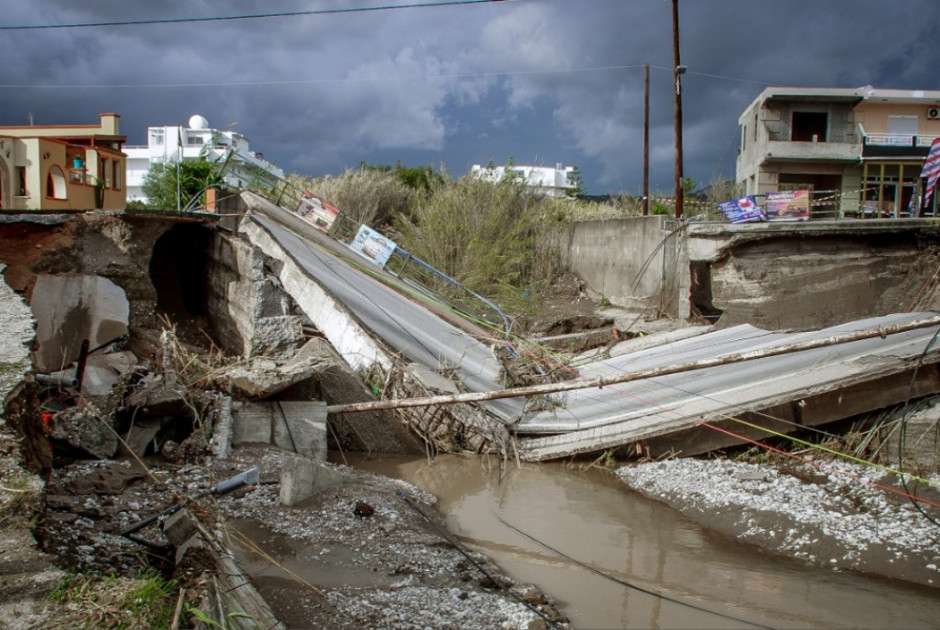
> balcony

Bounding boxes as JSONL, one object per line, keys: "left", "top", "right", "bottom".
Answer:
{"left": 862, "top": 133, "right": 939, "bottom": 159}
{"left": 763, "top": 139, "right": 860, "bottom": 163}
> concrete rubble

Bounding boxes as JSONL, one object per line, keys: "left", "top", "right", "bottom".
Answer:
{"left": 2, "top": 208, "right": 939, "bottom": 628}
{"left": 0, "top": 220, "right": 565, "bottom": 629}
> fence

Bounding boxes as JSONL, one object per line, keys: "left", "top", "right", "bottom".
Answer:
{"left": 697, "top": 187, "right": 937, "bottom": 223}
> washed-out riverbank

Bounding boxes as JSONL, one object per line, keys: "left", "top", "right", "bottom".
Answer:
{"left": 617, "top": 454, "right": 940, "bottom": 588}
{"left": 349, "top": 452, "right": 940, "bottom": 630}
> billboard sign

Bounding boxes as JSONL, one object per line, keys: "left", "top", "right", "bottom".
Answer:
{"left": 718, "top": 196, "right": 765, "bottom": 223}
{"left": 349, "top": 225, "right": 396, "bottom": 268}
{"left": 764, "top": 190, "right": 810, "bottom": 221}
{"left": 296, "top": 193, "right": 339, "bottom": 233}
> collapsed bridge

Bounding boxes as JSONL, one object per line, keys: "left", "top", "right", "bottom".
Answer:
{"left": 237, "top": 193, "right": 940, "bottom": 461}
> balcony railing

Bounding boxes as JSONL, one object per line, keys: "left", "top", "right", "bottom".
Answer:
{"left": 864, "top": 133, "right": 940, "bottom": 147}
{"left": 861, "top": 133, "right": 939, "bottom": 159}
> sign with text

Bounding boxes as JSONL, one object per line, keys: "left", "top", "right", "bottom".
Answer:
{"left": 764, "top": 190, "right": 810, "bottom": 221}
{"left": 349, "top": 225, "right": 396, "bottom": 268}
{"left": 296, "top": 193, "right": 339, "bottom": 233}
{"left": 718, "top": 196, "right": 765, "bottom": 223}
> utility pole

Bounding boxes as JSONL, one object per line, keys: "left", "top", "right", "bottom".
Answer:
{"left": 672, "top": 0, "right": 684, "bottom": 220}
{"left": 643, "top": 62, "right": 650, "bottom": 216}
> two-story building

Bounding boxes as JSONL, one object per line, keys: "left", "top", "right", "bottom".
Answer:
{"left": 0, "top": 113, "right": 127, "bottom": 211}
{"left": 124, "top": 114, "right": 285, "bottom": 204}
{"left": 470, "top": 162, "right": 577, "bottom": 198}
{"left": 736, "top": 86, "right": 940, "bottom": 217}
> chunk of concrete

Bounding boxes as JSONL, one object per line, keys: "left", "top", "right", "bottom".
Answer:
{"left": 69, "top": 350, "right": 138, "bottom": 397}
{"left": 225, "top": 353, "right": 326, "bottom": 399}
{"left": 49, "top": 406, "right": 118, "bottom": 460}
{"left": 232, "top": 401, "right": 327, "bottom": 462}
{"left": 121, "top": 417, "right": 163, "bottom": 457}
{"left": 231, "top": 402, "right": 275, "bottom": 445}
{"left": 271, "top": 401, "right": 327, "bottom": 461}
{"left": 279, "top": 456, "right": 347, "bottom": 506}
{"left": 30, "top": 274, "right": 129, "bottom": 374}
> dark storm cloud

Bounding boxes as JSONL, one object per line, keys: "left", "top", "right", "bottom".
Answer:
{"left": 2, "top": 0, "right": 937, "bottom": 194}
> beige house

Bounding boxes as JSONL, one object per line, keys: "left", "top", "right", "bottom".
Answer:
{"left": 736, "top": 87, "right": 940, "bottom": 217}
{"left": 0, "top": 113, "right": 127, "bottom": 211}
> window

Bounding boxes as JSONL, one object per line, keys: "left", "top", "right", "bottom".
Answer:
{"left": 112, "top": 161, "right": 122, "bottom": 190}
{"left": 46, "top": 166, "right": 67, "bottom": 200}
{"left": 150, "top": 130, "right": 164, "bottom": 146}
{"left": 887, "top": 115, "right": 918, "bottom": 136}
{"left": 792, "top": 111, "right": 828, "bottom": 142}
{"left": 15, "top": 166, "right": 26, "bottom": 196}
{"left": 100, "top": 158, "right": 112, "bottom": 187}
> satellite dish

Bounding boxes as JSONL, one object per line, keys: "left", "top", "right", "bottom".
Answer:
{"left": 188, "top": 114, "right": 209, "bottom": 130}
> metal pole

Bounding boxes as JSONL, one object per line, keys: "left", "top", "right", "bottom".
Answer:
{"left": 326, "top": 315, "right": 940, "bottom": 415}
{"left": 672, "top": 0, "right": 684, "bottom": 220}
{"left": 643, "top": 62, "right": 650, "bottom": 216}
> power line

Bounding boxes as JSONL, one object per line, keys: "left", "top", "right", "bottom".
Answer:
{"left": 0, "top": 0, "right": 511, "bottom": 31}
{"left": 0, "top": 64, "right": 649, "bottom": 90}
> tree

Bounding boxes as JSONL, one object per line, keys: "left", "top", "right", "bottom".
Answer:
{"left": 142, "top": 159, "right": 223, "bottom": 211}
{"left": 566, "top": 166, "right": 585, "bottom": 199}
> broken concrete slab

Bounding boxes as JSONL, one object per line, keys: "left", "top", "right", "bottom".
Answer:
{"left": 232, "top": 401, "right": 327, "bottom": 462}
{"left": 125, "top": 373, "right": 187, "bottom": 417}
{"left": 279, "top": 456, "right": 347, "bottom": 506}
{"left": 121, "top": 417, "right": 162, "bottom": 458}
{"left": 167, "top": 508, "right": 287, "bottom": 630}
{"left": 251, "top": 315, "right": 304, "bottom": 358}
{"left": 56, "top": 461, "right": 146, "bottom": 495}
{"left": 30, "top": 274, "right": 130, "bottom": 375}
{"left": 49, "top": 406, "right": 118, "bottom": 460}
{"left": 208, "top": 395, "right": 234, "bottom": 459}
{"left": 278, "top": 338, "right": 425, "bottom": 455}
{"left": 47, "top": 351, "right": 138, "bottom": 398}
{"left": 224, "top": 347, "right": 327, "bottom": 399}
{"left": 406, "top": 363, "right": 461, "bottom": 395}
{"left": 271, "top": 401, "right": 327, "bottom": 461}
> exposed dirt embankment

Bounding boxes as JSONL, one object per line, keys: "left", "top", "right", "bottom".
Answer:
{"left": 699, "top": 228, "right": 940, "bottom": 330}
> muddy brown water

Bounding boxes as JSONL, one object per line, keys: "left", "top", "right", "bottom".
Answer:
{"left": 338, "top": 453, "right": 940, "bottom": 630}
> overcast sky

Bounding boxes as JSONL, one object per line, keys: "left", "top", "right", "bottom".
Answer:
{"left": 1, "top": 0, "right": 937, "bottom": 195}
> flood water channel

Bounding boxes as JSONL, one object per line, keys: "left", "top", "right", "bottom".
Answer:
{"left": 340, "top": 453, "right": 940, "bottom": 629}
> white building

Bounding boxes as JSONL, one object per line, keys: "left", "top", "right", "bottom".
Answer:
{"left": 124, "top": 114, "right": 285, "bottom": 204}
{"left": 470, "top": 162, "right": 577, "bottom": 197}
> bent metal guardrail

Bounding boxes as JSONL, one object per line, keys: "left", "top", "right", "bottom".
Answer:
{"left": 254, "top": 176, "right": 513, "bottom": 335}
{"left": 384, "top": 246, "right": 511, "bottom": 334}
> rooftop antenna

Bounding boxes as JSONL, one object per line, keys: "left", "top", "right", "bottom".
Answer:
{"left": 27, "top": 112, "right": 33, "bottom": 126}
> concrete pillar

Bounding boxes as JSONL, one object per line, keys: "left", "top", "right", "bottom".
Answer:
{"left": 271, "top": 401, "right": 328, "bottom": 461}
{"left": 279, "top": 455, "right": 346, "bottom": 506}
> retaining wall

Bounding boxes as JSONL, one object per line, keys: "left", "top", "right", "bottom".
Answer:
{"left": 552, "top": 217, "right": 940, "bottom": 331}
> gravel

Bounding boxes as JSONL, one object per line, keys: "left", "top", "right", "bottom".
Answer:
{"left": 617, "top": 456, "right": 940, "bottom": 587}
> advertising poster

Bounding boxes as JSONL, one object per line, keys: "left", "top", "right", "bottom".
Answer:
{"left": 349, "top": 225, "right": 397, "bottom": 268}
{"left": 296, "top": 193, "right": 339, "bottom": 233}
{"left": 764, "top": 190, "right": 810, "bottom": 221}
{"left": 718, "top": 196, "right": 765, "bottom": 223}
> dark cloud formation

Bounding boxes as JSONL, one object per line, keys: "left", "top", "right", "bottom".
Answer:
{"left": 2, "top": 0, "right": 937, "bottom": 195}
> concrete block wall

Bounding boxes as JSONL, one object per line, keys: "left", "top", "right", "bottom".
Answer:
{"left": 206, "top": 235, "right": 259, "bottom": 356}
{"left": 542, "top": 215, "right": 674, "bottom": 311}
{"left": 205, "top": 232, "right": 304, "bottom": 358}
{"left": 232, "top": 401, "right": 328, "bottom": 462}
